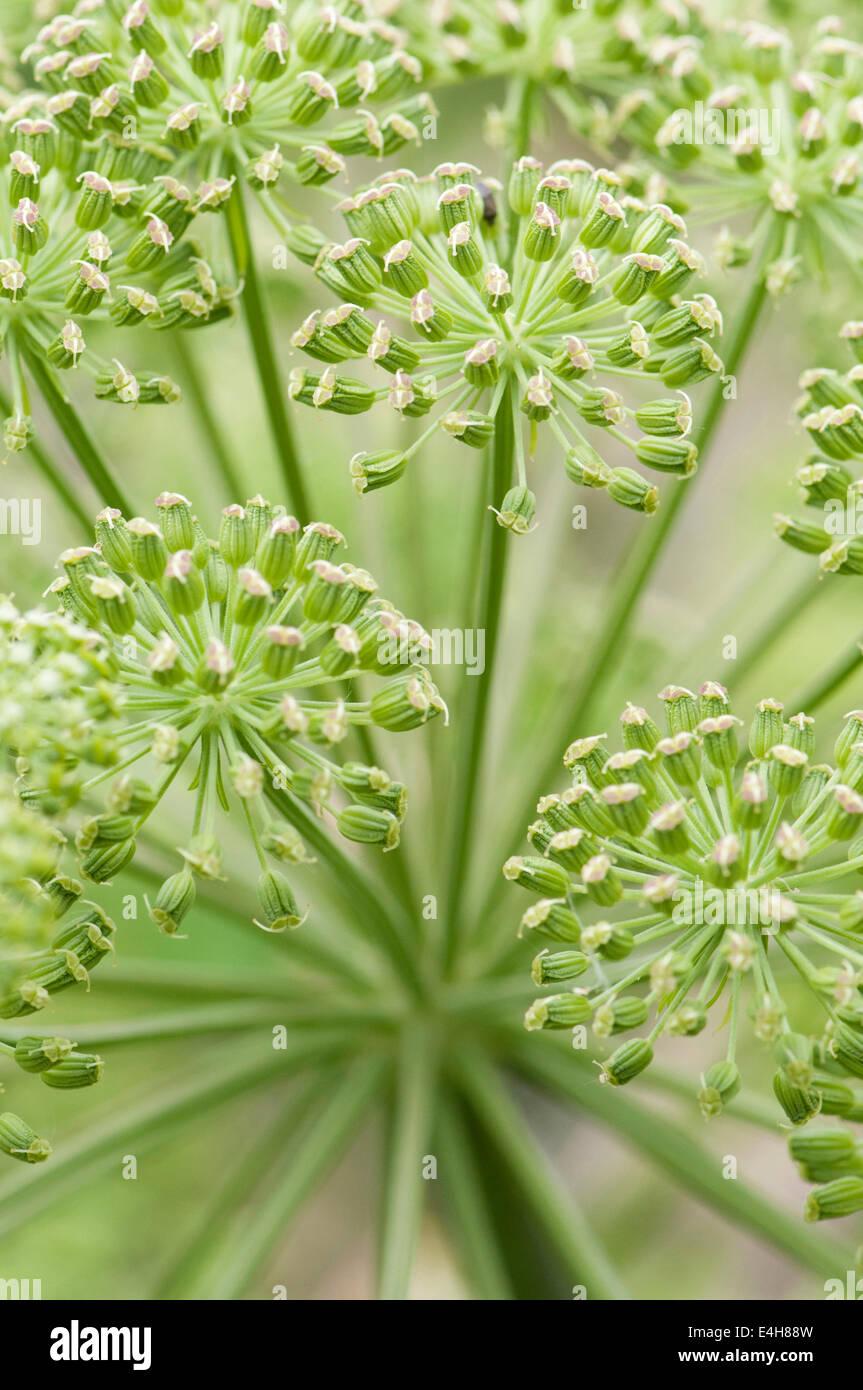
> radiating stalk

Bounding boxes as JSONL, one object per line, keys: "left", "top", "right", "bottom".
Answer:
{"left": 435, "top": 1095, "right": 514, "bottom": 1299}
{"left": 443, "top": 387, "right": 515, "bottom": 975}
{"left": 0, "top": 1037, "right": 332, "bottom": 1237}
{"left": 499, "top": 245, "right": 777, "bottom": 866}
{"left": 458, "top": 1049, "right": 630, "bottom": 1300}
{"left": 22, "top": 346, "right": 133, "bottom": 514}
{"left": 225, "top": 176, "right": 311, "bottom": 518}
{"left": 377, "top": 1024, "right": 439, "bottom": 1299}
{"left": 511, "top": 1037, "right": 854, "bottom": 1281}
{"left": 191, "top": 1057, "right": 385, "bottom": 1299}
{"left": 0, "top": 384, "right": 91, "bottom": 532}
{"left": 156, "top": 1077, "right": 320, "bottom": 1299}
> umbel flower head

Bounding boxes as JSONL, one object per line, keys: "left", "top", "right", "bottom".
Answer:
{"left": 47, "top": 492, "right": 446, "bottom": 933}
{"left": 601, "top": 14, "right": 863, "bottom": 295}
{"left": 397, "top": 0, "right": 706, "bottom": 109}
{"left": 0, "top": 598, "right": 121, "bottom": 816}
{"left": 0, "top": 98, "right": 238, "bottom": 454}
{"left": 21, "top": 0, "right": 432, "bottom": 195}
{"left": 285, "top": 157, "right": 725, "bottom": 523}
{"left": 506, "top": 682, "right": 863, "bottom": 1223}
{"left": 775, "top": 319, "right": 863, "bottom": 577}
{"left": 0, "top": 601, "right": 117, "bottom": 1165}
{"left": 0, "top": 851, "right": 112, "bottom": 1165}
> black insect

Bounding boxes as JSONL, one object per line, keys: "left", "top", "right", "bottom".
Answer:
{"left": 477, "top": 179, "right": 498, "bottom": 226}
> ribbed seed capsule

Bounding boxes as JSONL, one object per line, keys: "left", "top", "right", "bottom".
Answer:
{"left": 805, "top": 1176, "right": 863, "bottom": 1222}
{"left": 524, "top": 993, "right": 592, "bottom": 1031}
{"left": 699, "top": 1060, "right": 742, "bottom": 1118}
{"left": 254, "top": 869, "right": 304, "bottom": 932}
{"left": 593, "top": 996, "right": 650, "bottom": 1037}
{"left": 769, "top": 744, "right": 808, "bottom": 798}
{"left": 773, "top": 1070, "right": 822, "bottom": 1125}
{"left": 0, "top": 1112, "right": 51, "bottom": 1163}
{"left": 600, "top": 1039, "right": 654, "bottom": 1085}
{"left": 531, "top": 949, "right": 589, "bottom": 985}
{"left": 519, "top": 900, "right": 581, "bottom": 944}
{"left": 14, "top": 1035, "right": 74, "bottom": 1073}
{"left": 502, "top": 856, "right": 571, "bottom": 897}
{"left": 147, "top": 869, "right": 196, "bottom": 935}
{"left": 41, "top": 1052, "right": 104, "bottom": 1089}
{"left": 336, "top": 804, "right": 400, "bottom": 850}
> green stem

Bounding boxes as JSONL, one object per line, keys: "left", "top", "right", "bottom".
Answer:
{"left": 22, "top": 346, "right": 132, "bottom": 514}
{"left": 157, "top": 1077, "right": 320, "bottom": 1298}
{"left": 443, "top": 386, "right": 515, "bottom": 975}
{"left": 720, "top": 568, "right": 825, "bottom": 686}
{"left": 0, "top": 384, "right": 91, "bottom": 532}
{"left": 181, "top": 1057, "right": 385, "bottom": 1300}
{"left": 377, "top": 1024, "right": 438, "bottom": 1299}
{"left": 0, "top": 1034, "right": 348, "bottom": 1238}
{"left": 225, "top": 174, "right": 311, "bottom": 518}
{"left": 434, "top": 1095, "right": 514, "bottom": 1299}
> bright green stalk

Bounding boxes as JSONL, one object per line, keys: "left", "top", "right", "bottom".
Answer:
{"left": 377, "top": 1024, "right": 439, "bottom": 1299}
{"left": 0, "top": 1001, "right": 278, "bottom": 1047}
{"left": 496, "top": 242, "right": 777, "bottom": 871}
{"left": 156, "top": 1078, "right": 320, "bottom": 1299}
{"left": 224, "top": 174, "right": 311, "bottom": 519}
{"left": 0, "top": 1037, "right": 328, "bottom": 1238}
{"left": 0, "top": 384, "right": 91, "bottom": 533}
{"left": 21, "top": 344, "right": 133, "bottom": 514}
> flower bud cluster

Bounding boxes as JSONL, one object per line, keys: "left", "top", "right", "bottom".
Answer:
{"left": 0, "top": 598, "right": 121, "bottom": 816}
{"left": 775, "top": 321, "right": 863, "bottom": 576}
{"left": 49, "top": 491, "right": 446, "bottom": 932}
{"left": 286, "top": 157, "right": 725, "bottom": 521}
{"left": 507, "top": 682, "right": 863, "bottom": 1215}
{"left": 0, "top": 99, "right": 238, "bottom": 448}
{"left": 21, "top": 0, "right": 432, "bottom": 196}
{"left": 601, "top": 15, "right": 863, "bottom": 293}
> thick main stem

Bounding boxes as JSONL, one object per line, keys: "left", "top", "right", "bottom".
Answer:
{"left": 225, "top": 177, "right": 311, "bottom": 519}
{"left": 442, "top": 387, "right": 515, "bottom": 975}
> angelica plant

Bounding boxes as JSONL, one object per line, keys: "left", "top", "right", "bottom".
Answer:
{"left": 0, "top": 97, "right": 239, "bottom": 484}
{"left": 508, "top": 683, "right": 863, "bottom": 1221}
{"left": 5, "top": 0, "right": 863, "bottom": 1306}
{"left": 591, "top": 14, "right": 863, "bottom": 297}
{"left": 776, "top": 319, "right": 863, "bottom": 576}
{"left": 282, "top": 156, "right": 726, "bottom": 521}
{"left": 45, "top": 491, "right": 445, "bottom": 931}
